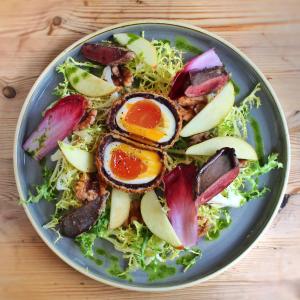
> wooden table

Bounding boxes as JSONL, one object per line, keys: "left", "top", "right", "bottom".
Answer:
{"left": 0, "top": 0, "right": 299, "bottom": 299}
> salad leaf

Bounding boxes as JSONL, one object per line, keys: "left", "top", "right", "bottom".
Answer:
{"left": 23, "top": 165, "right": 58, "bottom": 204}
{"left": 198, "top": 205, "right": 232, "bottom": 240}
{"left": 126, "top": 39, "right": 183, "bottom": 95}
{"left": 214, "top": 83, "right": 261, "bottom": 138}
{"left": 76, "top": 206, "right": 180, "bottom": 277}
{"left": 176, "top": 248, "right": 202, "bottom": 272}
{"left": 231, "top": 153, "right": 283, "bottom": 202}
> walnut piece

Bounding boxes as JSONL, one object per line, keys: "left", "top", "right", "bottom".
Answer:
{"left": 75, "top": 109, "right": 97, "bottom": 131}
{"left": 112, "top": 65, "right": 133, "bottom": 87}
{"left": 75, "top": 173, "right": 99, "bottom": 202}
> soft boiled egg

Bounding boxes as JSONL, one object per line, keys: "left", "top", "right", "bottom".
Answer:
{"left": 96, "top": 134, "right": 166, "bottom": 193}
{"left": 108, "top": 93, "right": 182, "bottom": 148}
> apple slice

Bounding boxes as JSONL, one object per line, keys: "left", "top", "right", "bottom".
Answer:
{"left": 186, "top": 136, "right": 258, "bottom": 160}
{"left": 141, "top": 190, "right": 182, "bottom": 248}
{"left": 113, "top": 33, "right": 157, "bottom": 67}
{"left": 109, "top": 189, "right": 131, "bottom": 229}
{"left": 58, "top": 141, "right": 96, "bottom": 172}
{"left": 65, "top": 63, "right": 116, "bottom": 97}
{"left": 180, "top": 82, "right": 235, "bottom": 137}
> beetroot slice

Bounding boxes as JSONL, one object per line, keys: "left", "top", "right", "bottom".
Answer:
{"left": 168, "top": 49, "right": 223, "bottom": 100}
{"left": 195, "top": 148, "right": 240, "bottom": 205}
{"left": 81, "top": 43, "right": 135, "bottom": 65}
{"left": 23, "top": 94, "right": 88, "bottom": 160}
{"left": 163, "top": 164, "right": 199, "bottom": 247}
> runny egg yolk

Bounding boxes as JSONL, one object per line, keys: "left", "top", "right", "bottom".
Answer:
{"left": 110, "top": 149, "right": 147, "bottom": 180}
{"left": 125, "top": 100, "right": 162, "bottom": 128}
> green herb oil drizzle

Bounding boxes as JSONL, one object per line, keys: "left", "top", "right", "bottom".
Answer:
{"left": 249, "top": 116, "right": 265, "bottom": 165}
{"left": 175, "top": 36, "right": 203, "bottom": 55}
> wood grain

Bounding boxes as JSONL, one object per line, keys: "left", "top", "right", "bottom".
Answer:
{"left": 0, "top": 0, "right": 299, "bottom": 299}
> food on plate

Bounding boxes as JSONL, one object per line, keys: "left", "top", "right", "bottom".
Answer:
{"left": 168, "top": 48, "right": 224, "bottom": 100}
{"left": 140, "top": 190, "right": 182, "bottom": 248}
{"left": 108, "top": 92, "right": 182, "bottom": 148}
{"left": 58, "top": 141, "right": 96, "bottom": 173}
{"left": 180, "top": 81, "right": 235, "bottom": 137}
{"left": 195, "top": 148, "right": 240, "bottom": 205}
{"left": 109, "top": 188, "right": 131, "bottom": 229}
{"left": 163, "top": 164, "right": 199, "bottom": 247}
{"left": 96, "top": 134, "right": 166, "bottom": 193}
{"left": 23, "top": 94, "right": 88, "bottom": 160}
{"left": 186, "top": 136, "right": 258, "bottom": 160}
{"left": 65, "top": 63, "right": 116, "bottom": 97}
{"left": 23, "top": 33, "right": 283, "bottom": 282}
{"left": 113, "top": 33, "right": 157, "bottom": 66}
{"left": 81, "top": 42, "right": 135, "bottom": 65}
{"left": 59, "top": 194, "right": 107, "bottom": 238}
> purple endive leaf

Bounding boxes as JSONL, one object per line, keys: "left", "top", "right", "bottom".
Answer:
{"left": 163, "top": 164, "right": 199, "bottom": 248}
{"left": 168, "top": 49, "right": 223, "bottom": 99}
{"left": 23, "top": 94, "right": 88, "bottom": 160}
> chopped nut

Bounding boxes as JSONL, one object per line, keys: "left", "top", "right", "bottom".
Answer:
{"left": 180, "top": 106, "right": 195, "bottom": 122}
{"left": 75, "top": 173, "right": 99, "bottom": 202}
{"left": 178, "top": 96, "right": 206, "bottom": 107}
{"left": 194, "top": 102, "right": 206, "bottom": 114}
{"left": 111, "top": 65, "right": 133, "bottom": 87}
{"left": 75, "top": 109, "right": 97, "bottom": 130}
{"left": 121, "top": 67, "right": 134, "bottom": 87}
{"left": 189, "top": 132, "right": 212, "bottom": 145}
{"left": 123, "top": 200, "right": 143, "bottom": 226}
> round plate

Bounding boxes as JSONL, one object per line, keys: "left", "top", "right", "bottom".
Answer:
{"left": 14, "top": 20, "right": 290, "bottom": 291}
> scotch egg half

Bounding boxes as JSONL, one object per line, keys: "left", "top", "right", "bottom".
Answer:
{"left": 108, "top": 93, "right": 182, "bottom": 148}
{"left": 96, "top": 134, "right": 166, "bottom": 193}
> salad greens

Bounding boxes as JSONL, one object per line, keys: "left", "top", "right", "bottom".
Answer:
{"left": 23, "top": 34, "right": 283, "bottom": 282}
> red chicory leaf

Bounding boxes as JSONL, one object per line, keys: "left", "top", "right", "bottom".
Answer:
{"left": 23, "top": 94, "right": 88, "bottom": 160}
{"left": 163, "top": 164, "right": 199, "bottom": 247}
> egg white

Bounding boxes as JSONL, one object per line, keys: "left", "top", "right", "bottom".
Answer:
{"left": 115, "top": 97, "right": 176, "bottom": 143}
{"left": 103, "top": 141, "right": 159, "bottom": 185}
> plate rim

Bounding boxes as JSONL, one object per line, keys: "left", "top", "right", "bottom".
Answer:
{"left": 13, "top": 19, "right": 291, "bottom": 292}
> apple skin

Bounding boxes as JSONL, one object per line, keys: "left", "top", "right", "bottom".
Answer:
{"left": 186, "top": 136, "right": 258, "bottom": 160}
{"left": 109, "top": 189, "right": 131, "bottom": 229}
{"left": 65, "top": 64, "right": 116, "bottom": 97}
{"left": 180, "top": 82, "right": 235, "bottom": 137}
{"left": 140, "top": 190, "right": 182, "bottom": 248}
{"left": 58, "top": 141, "right": 96, "bottom": 173}
{"left": 113, "top": 33, "right": 157, "bottom": 67}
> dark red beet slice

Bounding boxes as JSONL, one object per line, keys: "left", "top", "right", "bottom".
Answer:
{"left": 81, "top": 43, "right": 135, "bottom": 65}
{"left": 59, "top": 193, "right": 108, "bottom": 238}
{"left": 163, "top": 164, "right": 199, "bottom": 247}
{"left": 195, "top": 148, "right": 240, "bottom": 205}
{"left": 168, "top": 49, "right": 223, "bottom": 100}
{"left": 23, "top": 94, "right": 88, "bottom": 160}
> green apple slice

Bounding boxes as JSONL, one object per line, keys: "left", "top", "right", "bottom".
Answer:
{"left": 180, "top": 82, "right": 235, "bottom": 137}
{"left": 113, "top": 33, "right": 157, "bottom": 67}
{"left": 186, "top": 136, "right": 258, "bottom": 160}
{"left": 65, "top": 64, "right": 116, "bottom": 97}
{"left": 58, "top": 141, "right": 96, "bottom": 172}
{"left": 109, "top": 189, "right": 131, "bottom": 229}
{"left": 141, "top": 191, "right": 182, "bottom": 248}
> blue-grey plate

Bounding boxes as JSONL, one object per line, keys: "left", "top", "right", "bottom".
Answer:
{"left": 14, "top": 20, "right": 290, "bottom": 291}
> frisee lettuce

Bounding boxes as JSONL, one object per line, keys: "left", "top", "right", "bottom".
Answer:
{"left": 198, "top": 205, "right": 232, "bottom": 240}
{"left": 214, "top": 83, "right": 261, "bottom": 138}
{"left": 76, "top": 205, "right": 180, "bottom": 278}
{"left": 230, "top": 153, "right": 283, "bottom": 203}
{"left": 23, "top": 165, "right": 58, "bottom": 204}
{"left": 126, "top": 39, "right": 183, "bottom": 95}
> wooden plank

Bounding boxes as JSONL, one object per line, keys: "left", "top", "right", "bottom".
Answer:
{"left": 0, "top": 0, "right": 299, "bottom": 299}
